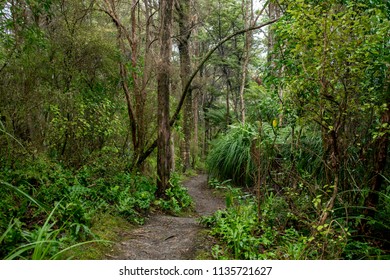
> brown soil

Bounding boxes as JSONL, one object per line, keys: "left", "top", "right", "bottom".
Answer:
{"left": 108, "top": 174, "right": 225, "bottom": 260}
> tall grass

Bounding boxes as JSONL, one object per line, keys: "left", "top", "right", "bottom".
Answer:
{"left": 0, "top": 220, "right": 16, "bottom": 245}
{"left": 0, "top": 178, "right": 109, "bottom": 260}
{"left": 207, "top": 123, "right": 257, "bottom": 186}
{"left": 4, "top": 202, "right": 62, "bottom": 260}
{"left": 3, "top": 201, "right": 109, "bottom": 260}
{"left": 1, "top": 180, "right": 45, "bottom": 210}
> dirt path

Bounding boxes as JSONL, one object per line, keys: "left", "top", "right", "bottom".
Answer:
{"left": 109, "top": 174, "right": 225, "bottom": 260}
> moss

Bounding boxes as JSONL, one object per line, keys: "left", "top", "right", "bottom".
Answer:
{"left": 193, "top": 229, "right": 218, "bottom": 260}
{"left": 62, "top": 212, "right": 135, "bottom": 260}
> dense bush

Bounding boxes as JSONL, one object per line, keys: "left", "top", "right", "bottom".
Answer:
{"left": 202, "top": 180, "right": 388, "bottom": 260}
{"left": 205, "top": 109, "right": 389, "bottom": 259}
{"left": 155, "top": 173, "right": 193, "bottom": 215}
{"left": 0, "top": 155, "right": 192, "bottom": 259}
{"left": 207, "top": 123, "right": 257, "bottom": 186}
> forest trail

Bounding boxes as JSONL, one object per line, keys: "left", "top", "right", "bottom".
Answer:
{"left": 108, "top": 174, "right": 225, "bottom": 259}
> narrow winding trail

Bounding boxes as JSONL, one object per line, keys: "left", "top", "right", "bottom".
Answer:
{"left": 110, "top": 174, "right": 225, "bottom": 260}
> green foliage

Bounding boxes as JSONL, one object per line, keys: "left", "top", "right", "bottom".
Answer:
{"left": 0, "top": 155, "right": 158, "bottom": 259}
{"left": 343, "top": 240, "right": 384, "bottom": 260}
{"left": 245, "top": 81, "right": 280, "bottom": 124}
{"left": 204, "top": 204, "right": 260, "bottom": 259}
{"left": 202, "top": 178, "right": 388, "bottom": 259}
{"left": 250, "top": 0, "right": 390, "bottom": 259}
{"left": 4, "top": 202, "right": 108, "bottom": 260}
{"left": 207, "top": 123, "right": 257, "bottom": 186}
{"left": 113, "top": 176, "right": 156, "bottom": 224}
{"left": 201, "top": 183, "right": 287, "bottom": 259}
{"left": 1, "top": 0, "right": 388, "bottom": 261}
{"left": 201, "top": 196, "right": 271, "bottom": 260}
{"left": 46, "top": 96, "right": 125, "bottom": 166}
{"left": 202, "top": 161, "right": 389, "bottom": 259}
{"left": 207, "top": 120, "right": 297, "bottom": 188}
{"left": 0, "top": 0, "right": 122, "bottom": 168}
{"left": 204, "top": 107, "right": 230, "bottom": 131}
{"left": 155, "top": 173, "right": 193, "bottom": 215}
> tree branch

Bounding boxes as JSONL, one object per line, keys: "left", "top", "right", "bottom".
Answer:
{"left": 135, "top": 17, "right": 280, "bottom": 167}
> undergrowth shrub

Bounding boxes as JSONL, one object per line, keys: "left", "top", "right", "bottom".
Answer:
{"left": 205, "top": 117, "right": 389, "bottom": 259}
{"left": 202, "top": 179, "right": 386, "bottom": 260}
{"left": 0, "top": 155, "right": 160, "bottom": 259}
{"left": 0, "top": 153, "right": 196, "bottom": 259}
{"left": 155, "top": 173, "right": 193, "bottom": 215}
{"left": 207, "top": 123, "right": 257, "bottom": 186}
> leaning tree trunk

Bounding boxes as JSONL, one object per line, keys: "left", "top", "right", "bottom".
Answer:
{"left": 156, "top": 0, "right": 174, "bottom": 197}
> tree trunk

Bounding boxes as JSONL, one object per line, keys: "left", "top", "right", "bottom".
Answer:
{"left": 192, "top": 90, "right": 199, "bottom": 167}
{"left": 176, "top": 0, "right": 193, "bottom": 172}
{"left": 102, "top": 0, "right": 141, "bottom": 168}
{"left": 156, "top": 0, "right": 174, "bottom": 197}
{"left": 365, "top": 101, "right": 390, "bottom": 217}
{"left": 238, "top": 0, "right": 253, "bottom": 124}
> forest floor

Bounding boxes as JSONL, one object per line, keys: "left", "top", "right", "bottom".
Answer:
{"left": 107, "top": 174, "right": 226, "bottom": 260}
